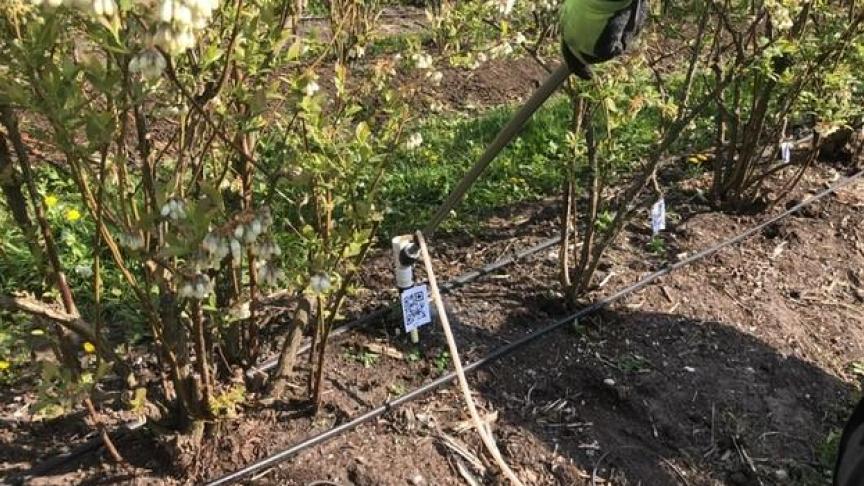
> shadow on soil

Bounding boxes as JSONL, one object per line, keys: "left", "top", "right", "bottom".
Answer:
{"left": 476, "top": 304, "right": 855, "bottom": 485}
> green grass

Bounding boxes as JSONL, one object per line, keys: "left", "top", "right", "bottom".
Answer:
{"left": 380, "top": 95, "right": 572, "bottom": 235}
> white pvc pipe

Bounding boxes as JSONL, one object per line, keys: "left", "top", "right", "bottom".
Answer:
{"left": 391, "top": 235, "right": 419, "bottom": 343}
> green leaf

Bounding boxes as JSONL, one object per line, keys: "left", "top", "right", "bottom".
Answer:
{"left": 84, "top": 112, "right": 115, "bottom": 148}
{"left": 355, "top": 121, "right": 371, "bottom": 143}
{"left": 286, "top": 39, "right": 303, "bottom": 61}
{"left": 202, "top": 44, "right": 223, "bottom": 68}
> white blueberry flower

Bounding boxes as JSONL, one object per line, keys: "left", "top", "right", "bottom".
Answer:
{"left": 119, "top": 231, "right": 146, "bottom": 251}
{"left": 310, "top": 272, "right": 331, "bottom": 293}
{"left": 257, "top": 262, "right": 284, "bottom": 287}
{"left": 202, "top": 233, "right": 219, "bottom": 253}
{"left": 230, "top": 238, "right": 242, "bottom": 263}
{"left": 491, "top": 42, "right": 514, "bottom": 58}
{"left": 349, "top": 44, "right": 366, "bottom": 59}
{"left": 75, "top": 264, "right": 94, "bottom": 278}
{"left": 304, "top": 80, "right": 320, "bottom": 97}
{"left": 152, "top": 0, "right": 221, "bottom": 56}
{"left": 252, "top": 237, "right": 281, "bottom": 260}
{"left": 249, "top": 219, "right": 262, "bottom": 237}
{"left": 405, "top": 132, "right": 423, "bottom": 150}
{"left": 91, "top": 0, "right": 116, "bottom": 16}
{"left": 160, "top": 199, "right": 186, "bottom": 221}
{"left": 180, "top": 273, "right": 213, "bottom": 300}
{"left": 129, "top": 49, "right": 166, "bottom": 80}
{"left": 428, "top": 71, "right": 443, "bottom": 86}
{"left": 229, "top": 301, "right": 251, "bottom": 320}
{"left": 411, "top": 53, "right": 433, "bottom": 70}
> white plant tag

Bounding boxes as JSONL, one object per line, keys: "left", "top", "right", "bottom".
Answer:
{"left": 401, "top": 284, "right": 431, "bottom": 333}
{"left": 781, "top": 141, "right": 793, "bottom": 163}
{"left": 650, "top": 198, "right": 666, "bottom": 235}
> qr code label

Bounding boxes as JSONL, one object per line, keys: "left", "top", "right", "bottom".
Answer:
{"left": 401, "top": 285, "right": 431, "bottom": 333}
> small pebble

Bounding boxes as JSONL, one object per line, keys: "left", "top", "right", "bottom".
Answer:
{"left": 409, "top": 473, "right": 426, "bottom": 485}
{"left": 684, "top": 366, "right": 696, "bottom": 373}
{"left": 603, "top": 378, "right": 616, "bottom": 387}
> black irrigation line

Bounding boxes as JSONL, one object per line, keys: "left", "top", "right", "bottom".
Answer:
{"left": 16, "top": 234, "right": 561, "bottom": 481}
{"left": 206, "top": 169, "right": 864, "bottom": 486}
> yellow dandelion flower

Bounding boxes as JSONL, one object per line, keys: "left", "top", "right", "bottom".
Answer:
{"left": 0, "top": 360, "right": 10, "bottom": 370}
{"left": 44, "top": 195, "right": 58, "bottom": 208}
{"left": 66, "top": 209, "right": 82, "bottom": 222}
{"left": 83, "top": 341, "right": 96, "bottom": 354}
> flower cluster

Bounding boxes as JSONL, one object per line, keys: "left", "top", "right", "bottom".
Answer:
{"left": 171, "top": 207, "right": 284, "bottom": 300}
{"left": 405, "top": 132, "right": 423, "bottom": 150}
{"left": 161, "top": 198, "right": 187, "bottom": 221}
{"left": 201, "top": 207, "right": 275, "bottom": 266}
{"left": 309, "top": 272, "right": 331, "bottom": 294}
{"left": 178, "top": 272, "right": 213, "bottom": 300}
{"left": 525, "top": 0, "right": 555, "bottom": 14}
{"left": 153, "top": 0, "right": 220, "bottom": 56}
{"left": 469, "top": 52, "right": 489, "bottom": 70}
{"left": 764, "top": 0, "right": 799, "bottom": 31}
{"left": 129, "top": 49, "right": 166, "bottom": 80}
{"left": 412, "top": 53, "right": 434, "bottom": 70}
{"left": 496, "top": 0, "right": 515, "bottom": 16}
{"left": 29, "top": 0, "right": 117, "bottom": 18}
{"left": 250, "top": 236, "right": 281, "bottom": 260}
{"left": 490, "top": 42, "right": 514, "bottom": 58}
{"left": 348, "top": 44, "right": 366, "bottom": 60}
{"left": 256, "top": 261, "right": 284, "bottom": 287}
{"left": 427, "top": 70, "right": 443, "bottom": 87}
{"left": 303, "top": 79, "right": 321, "bottom": 97}
{"left": 513, "top": 32, "right": 526, "bottom": 46}
{"left": 118, "top": 231, "right": 146, "bottom": 251}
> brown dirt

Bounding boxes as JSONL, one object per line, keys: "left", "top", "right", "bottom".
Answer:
{"left": 4, "top": 166, "right": 862, "bottom": 485}
{"left": 428, "top": 58, "right": 552, "bottom": 111}
{"left": 238, "top": 167, "right": 864, "bottom": 486}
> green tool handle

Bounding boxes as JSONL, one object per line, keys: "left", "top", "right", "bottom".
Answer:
{"left": 422, "top": 62, "right": 576, "bottom": 238}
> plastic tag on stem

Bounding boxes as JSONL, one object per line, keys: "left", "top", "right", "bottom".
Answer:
{"left": 651, "top": 198, "right": 666, "bottom": 235}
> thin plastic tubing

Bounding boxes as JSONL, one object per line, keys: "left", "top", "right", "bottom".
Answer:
{"left": 206, "top": 169, "right": 864, "bottom": 486}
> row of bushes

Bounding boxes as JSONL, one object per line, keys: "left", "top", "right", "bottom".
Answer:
{"left": 0, "top": 0, "right": 861, "bottom": 445}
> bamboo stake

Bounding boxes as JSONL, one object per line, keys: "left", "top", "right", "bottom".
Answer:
{"left": 415, "top": 232, "right": 524, "bottom": 486}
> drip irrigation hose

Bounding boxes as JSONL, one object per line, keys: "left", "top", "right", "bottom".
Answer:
{"left": 12, "top": 418, "right": 146, "bottom": 485}
{"left": 206, "top": 169, "right": 864, "bottom": 486}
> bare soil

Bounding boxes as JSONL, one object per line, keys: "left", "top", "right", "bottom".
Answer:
{"left": 3, "top": 164, "right": 863, "bottom": 486}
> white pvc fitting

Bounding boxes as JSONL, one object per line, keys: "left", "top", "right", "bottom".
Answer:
{"left": 391, "top": 234, "right": 419, "bottom": 343}
{"left": 391, "top": 235, "right": 415, "bottom": 290}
